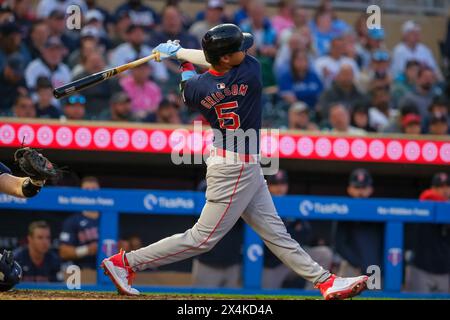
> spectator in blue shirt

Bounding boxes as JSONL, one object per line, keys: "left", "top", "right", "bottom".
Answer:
{"left": 233, "top": 0, "right": 251, "bottom": 26}
{"left": 14, "top": 221, "right": 62, "bottom": 283}
{"left": 240, "top": 0, "right": 277, "bottom": 87}
{"left": 277, "top": 49, "right": 323, "bottom": 109}
{"left": 309, "top": 8, "right": 346, "bottom": 57}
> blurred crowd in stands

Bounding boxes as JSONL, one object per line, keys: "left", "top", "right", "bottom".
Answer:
{"left": 0, "top": 0, "right": 449, "bottom": 136}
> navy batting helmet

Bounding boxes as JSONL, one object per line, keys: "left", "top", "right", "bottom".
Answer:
{"left": 0, "top": 250, "right": 22, "bottom": 292}
{"left": 201, "top": 24, "right": 254, "bottom": 64}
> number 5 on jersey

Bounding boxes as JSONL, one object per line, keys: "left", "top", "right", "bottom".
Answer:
{"left": 214, "top": 101, "right": 241, "bottom": 130}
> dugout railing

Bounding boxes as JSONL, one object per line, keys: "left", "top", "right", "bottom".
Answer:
{"left": 1, "top": 187, "right": 449, "bottom": 299}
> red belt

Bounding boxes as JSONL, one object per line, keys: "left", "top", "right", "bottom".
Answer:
{"left": 212, "top": 148, "right": 256, "bottom": 163}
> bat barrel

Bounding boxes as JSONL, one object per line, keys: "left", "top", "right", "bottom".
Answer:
{"left": 53, "top": 53, "right": 157, "bottom": 99}
{"left": 53, "top": 69, "right": 117, "bottom": 99}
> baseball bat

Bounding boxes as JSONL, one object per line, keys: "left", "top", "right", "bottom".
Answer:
{"left": 53, "top": 52, "right": 160, "bottom": 99}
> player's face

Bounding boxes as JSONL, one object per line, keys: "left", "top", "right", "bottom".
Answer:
{"left": 227, "top": 51, "right": 246, "bottom": 66}
{"left": 28, "top": 228, "right": 51, "bottom": 255}
{"left": 268, "top": 183, "right": 288, "bottom": 196}
{"left": 82, "top": 181, "right": 100, "bottom": 190}
{"left": 347, "top": 186, "right": 373, "bottom": 198}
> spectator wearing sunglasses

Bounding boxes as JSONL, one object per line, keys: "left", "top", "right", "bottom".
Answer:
{"left": 62, "top": 94, "right": 86, "bottom": 121}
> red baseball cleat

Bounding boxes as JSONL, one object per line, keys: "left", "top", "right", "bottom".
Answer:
{"left": 101, "top": 249, "right": 139, "bottom": 296}
{"left": 317, "top": 274, "right": 368, "bottom": 300}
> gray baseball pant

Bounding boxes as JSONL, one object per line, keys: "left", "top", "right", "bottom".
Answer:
{"left": 126, "top": 155, "right": 331, "bottom": 285}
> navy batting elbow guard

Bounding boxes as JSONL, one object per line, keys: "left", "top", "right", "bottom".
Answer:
{"left": 0, "top": 250, "right": 22, "bottom": 292}
{"left": 0, "top": 162, "right": 12, "bottom": 175}
{"left": 21, "top": 178, "right": 42, "bottom": 198}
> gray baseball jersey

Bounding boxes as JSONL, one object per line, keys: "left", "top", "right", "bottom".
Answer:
{"left": 126, "top": 54, "right": 331, "bottom": 285}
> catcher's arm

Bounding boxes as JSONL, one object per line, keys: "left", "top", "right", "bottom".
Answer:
{"left": 0, "top": 174, "right": 30, "bottom": 198}
{"left": 0, "top": 162, "right": 35, "bottom": 198}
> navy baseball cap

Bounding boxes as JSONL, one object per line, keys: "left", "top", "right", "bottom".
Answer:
{"left": 6, "top": 53, "right": 26, "bottom": 75}
{"left": 432, "top": 172, "right": 450, "bottom": 187}
{"left": 266, "top": 170, "right": 288, "bottom": 185}
{"left": 349, "top": 168, "right": 373, "bottom": 188}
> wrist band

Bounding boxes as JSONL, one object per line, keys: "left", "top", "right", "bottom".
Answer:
{"left": 75, "top": 245, "right": 89, "bottom": 258}
{"left": 22, "top": 178, "right": 42, "bottom": 198}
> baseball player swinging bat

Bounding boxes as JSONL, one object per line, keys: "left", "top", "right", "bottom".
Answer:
{"left": 53, "top": 52, "right": 161, "bottom": 99}
{"left": 98, "top": 24, "right": 369, "bottom": 300}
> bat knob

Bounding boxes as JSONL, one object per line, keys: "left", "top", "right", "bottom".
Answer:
{"left": 53, "top": 89, "right": 62, "bottom": 99}
{"left": 53, "top": 87, "right": 74, "bottom": 99}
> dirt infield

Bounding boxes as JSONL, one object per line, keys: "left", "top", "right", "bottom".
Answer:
{"left": 0, "top": 290, "right": 312, "bottom": 300}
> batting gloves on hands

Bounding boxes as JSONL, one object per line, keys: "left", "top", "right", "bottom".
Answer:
{"left": 152, "top": 40, "right": 182, "bottom": 61}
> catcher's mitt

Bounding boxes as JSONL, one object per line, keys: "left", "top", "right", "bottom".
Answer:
{"left": 14, "top": 147, "right": 59, "bottom": 181}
